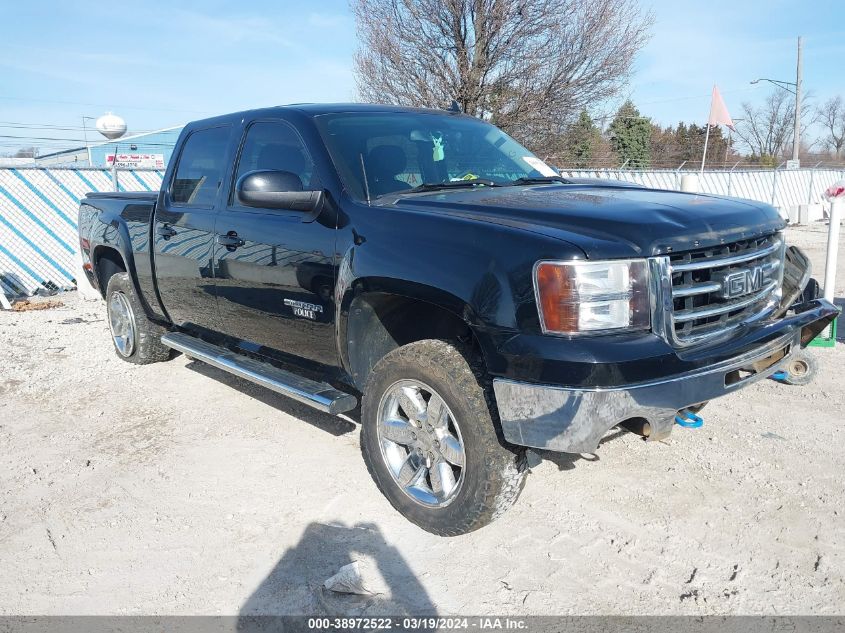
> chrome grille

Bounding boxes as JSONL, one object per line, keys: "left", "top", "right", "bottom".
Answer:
{"left": 667, "top": 233, "right": 785, "bottom": 345}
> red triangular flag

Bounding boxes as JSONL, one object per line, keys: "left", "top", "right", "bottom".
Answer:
{"left": 708, "top": 85, "right": 735, "bottom": 131}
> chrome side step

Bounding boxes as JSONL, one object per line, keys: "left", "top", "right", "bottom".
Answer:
{"left": 160, "top": 332, "right": 358, "bottom": 415}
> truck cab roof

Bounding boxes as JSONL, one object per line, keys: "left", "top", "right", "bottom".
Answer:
{"left": 183, "top": 103, "right": 468, "bottom": 130}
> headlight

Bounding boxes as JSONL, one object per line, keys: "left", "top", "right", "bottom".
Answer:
{"left": 533, "top": 259, "right": 650, "bottom": 334}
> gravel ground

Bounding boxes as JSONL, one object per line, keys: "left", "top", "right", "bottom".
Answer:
{"left": 1, "top": 223, "right": 843, "bottom": 616}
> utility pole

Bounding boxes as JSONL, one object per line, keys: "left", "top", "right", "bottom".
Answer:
{"left": 793, "top": 36, "right": 802, "bottom": 161}
{"left": 81, "top": 115, "right": 96, "bottom": 166}
{"left": 751, "top": 37, "right": 803, "bottom": 165}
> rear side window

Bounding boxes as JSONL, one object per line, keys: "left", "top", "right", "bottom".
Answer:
{"left": 171, "top": 126, "right": 230, "bottom": 207}
{"left": 233, "top": 121, "right": 316, "bottom": 199}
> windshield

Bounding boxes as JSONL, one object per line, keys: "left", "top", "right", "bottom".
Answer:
{"left": 313, "top": 111, "right": 558, "bottom": 200}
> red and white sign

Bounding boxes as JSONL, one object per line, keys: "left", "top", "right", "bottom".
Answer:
{"left": 824, "top": 180, "right": 845, "bottom": 200}
{"left": 105, "top": 153, "right": 165, "bottom": 169}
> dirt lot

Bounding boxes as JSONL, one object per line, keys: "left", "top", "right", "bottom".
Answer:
{"left": 1, "top": 223, "right": 844, "bottom": 616}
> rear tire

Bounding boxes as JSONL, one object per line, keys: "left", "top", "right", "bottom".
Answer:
{"left": 105, "top": 272, "right": 171, "bottom": 365}
{"left": 360, "top": 339, "right": 526, "bottom": 536}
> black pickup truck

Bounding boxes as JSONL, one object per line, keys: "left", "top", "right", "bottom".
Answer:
{"left": 78, "top": 104, "right": 838, "bottom": 535}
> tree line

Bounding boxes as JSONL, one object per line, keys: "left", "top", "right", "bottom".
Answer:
{"left": 547, "top": 94, "right": 845, "bottom": 170}
{"left": 546, "top": 102, "right": 738, "bottom": 170}
{"left": 352, "top": 0, "right": 845, "bottom": 170}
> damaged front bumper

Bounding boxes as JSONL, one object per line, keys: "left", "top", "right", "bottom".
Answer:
{"left": 493, "top": 298, "right": 839, "bottom": 453}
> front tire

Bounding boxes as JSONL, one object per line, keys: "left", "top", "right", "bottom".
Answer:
{"left": 361, "top": 339, "right": 526, "bottom": 536}
{"left": 105, "top": 272, "right": 171, "bottom": 365}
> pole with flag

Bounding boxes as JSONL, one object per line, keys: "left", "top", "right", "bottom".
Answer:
{"left": 700, "top": 85, "right": 735, "bottom": 175}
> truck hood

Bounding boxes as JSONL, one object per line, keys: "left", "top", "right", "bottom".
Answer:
{"left": 383, "top": 184, "right": 786, "bottom": 259}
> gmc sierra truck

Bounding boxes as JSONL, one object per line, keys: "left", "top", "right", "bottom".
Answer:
{"left": 78, "top": 104, "right": 838, "bottom": 535}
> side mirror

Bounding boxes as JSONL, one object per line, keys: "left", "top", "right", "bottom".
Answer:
{"left": 236, "top": 170, "right": 324, "bottom": 213}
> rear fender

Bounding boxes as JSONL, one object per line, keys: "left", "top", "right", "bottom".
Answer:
{"left": 85, "top": 205, "right": 163, "bottom": 322}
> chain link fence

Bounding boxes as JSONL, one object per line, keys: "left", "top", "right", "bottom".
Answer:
{"left": 560, "top": 167, "right": 845, "bottom": 210}
{"left": 0, "top": 167, "right": 163, "bottom": 299}
{"left": 1, "top": 166, "right": 843, "bottom": 300}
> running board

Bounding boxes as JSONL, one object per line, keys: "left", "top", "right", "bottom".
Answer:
{"left": 160, "top": 332, "right": 358, "bottom": 415}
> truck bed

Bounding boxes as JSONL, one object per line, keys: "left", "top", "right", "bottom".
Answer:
{"left": 84, "top": 191, "right": 158, "bottom": 201}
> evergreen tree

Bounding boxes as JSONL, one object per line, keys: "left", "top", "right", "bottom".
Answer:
{"left": 609, "top": 100, "right": 651, "bottom": 168}
{"left": 564, "top": 110, "right": 602, "bottom": 168}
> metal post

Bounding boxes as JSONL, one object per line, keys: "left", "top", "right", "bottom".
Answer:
{"left": 724, "top": 129, "right": 731, "bottom": 167}
{"left": 823, "top": 199, "right": 841, "bottom": 302}
{"left": 699, "top": 123, "right": 711, "bottom": 175}
{"left": 675, "top": 160, "right": 687, "bottom": 189}
{"left": 793, "top": 36, "right": 802, "bottom": 161}
{"left": 109, "top": 142, "right": 122, "bottom": 191}
{"left": 727, "top": 160, "right": 741, "bottom": 197}
{"left": 808, "top": 161, "right": 822, "bottom": 204}
{"left": 771, "top": 162, "right": 785, "bottom": 206}
{"left": 81, "top": 116, "right": 94, "bottom": 167}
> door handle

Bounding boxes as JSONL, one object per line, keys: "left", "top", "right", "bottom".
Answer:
{"left": 157, "top": 223, "right": 177, "bottom": 240}
{"left": 217, "top": 232, "right": 246, "bottom": 250}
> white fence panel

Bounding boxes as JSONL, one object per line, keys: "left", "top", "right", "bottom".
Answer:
{"left": 560, "top": 168, "right": 845, "bottom": 210}
{"left": 0, "top": 168, "right": 163, "bottom": 298}
{"left": 2, "top": 166, "right": 844, "bottom": 299}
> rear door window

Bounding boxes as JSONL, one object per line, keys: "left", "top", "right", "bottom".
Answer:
{"left": 170, "top": 126, "right": 231, "bottom": 207}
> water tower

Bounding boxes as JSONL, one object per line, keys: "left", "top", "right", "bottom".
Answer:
{"left": 95, "top": 112, "right": 127, "bottom": 140}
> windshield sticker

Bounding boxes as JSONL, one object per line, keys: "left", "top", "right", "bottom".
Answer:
{"left": 450, "top": 173, "right": 479, "bottom": 182}
{"left": 432, "top": 132, "right": 445, "bottom": 162}
{"left": 522, "top": 156, "right": 557, "bottom": 177}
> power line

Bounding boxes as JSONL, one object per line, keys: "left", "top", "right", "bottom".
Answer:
{"left": 0, "top": 94, "right": 214, "bottom": 115}
{"left": 0, "top": 122, "right": 175, "bottom": 133}
{"left": 633, "top": 85, "right": 764, "bottom": 108}
{"left": 0, "top": 133, "right": 180, "bottom": 147}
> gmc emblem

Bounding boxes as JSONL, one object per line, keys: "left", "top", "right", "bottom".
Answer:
{"left": 715, "top": 264, "right": 773, "bottom": 299}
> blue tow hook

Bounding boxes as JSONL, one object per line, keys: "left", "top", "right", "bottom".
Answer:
{"left": 675, "top": 410, "right": 704, "bottom": 428}
{"left": 770, "top": 370, "right": 789, "bottom": 382}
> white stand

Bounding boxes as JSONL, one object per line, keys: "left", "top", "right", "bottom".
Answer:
{"left": 680, "top": 174, "right": 700, "bottom": 193}
{"left": 0, "top": 287, "right": 11, "bottom": 310}
{"left": 823, "top": 199, "right": 842, "bottom": 303}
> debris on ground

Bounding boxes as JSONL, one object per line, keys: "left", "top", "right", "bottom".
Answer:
{"left": 324, "top": 560, "right": 388, "bottom": 596}
{"left": 11, "top": 299, "right": 65, "bottom": 312}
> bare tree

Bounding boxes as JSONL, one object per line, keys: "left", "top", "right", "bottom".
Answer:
{"left": 815, "top": 96, "right": 845, "bottom": 159}
{"left": 734, "top": 90, "right": 812, "bottom": 163}
{"left": 351, "top": 0, "right": 652, "bottom": 143}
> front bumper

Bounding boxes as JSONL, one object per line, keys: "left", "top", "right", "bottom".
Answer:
{"left": 493, "top": 299, "right": 838, "bottom": 453}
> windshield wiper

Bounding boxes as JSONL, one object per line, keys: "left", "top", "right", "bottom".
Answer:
{"left": 405, "top": 179, "right": 500, "bottom": 194}
{"left": 509, "top": 176, "right": 571, "bottom": 186}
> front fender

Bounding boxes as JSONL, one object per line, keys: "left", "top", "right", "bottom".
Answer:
{"left": 335, "top": 245, "right": 479, "bottom": 386}
{"left": 332, "top": 201, "right": 585, "bottom": 383}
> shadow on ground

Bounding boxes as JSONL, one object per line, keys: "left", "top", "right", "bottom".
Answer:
{"left": 187, "top": 357, "right": 640, "bottom": 472}
{"left": 538, "top": 426, "right": 631, "bottom": 471}
{"left": 186, "top": 364, "right": 437, "bottom": 618}
{"left": 185, "top": 360, "right": 359, "bottom": 436}
{"left": 238, "top": 522, "right": 437, "bottom": 618}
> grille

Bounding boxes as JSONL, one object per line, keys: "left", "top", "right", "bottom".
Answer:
{"left": 667, "top": 233, "right": 784, "bottom": 345}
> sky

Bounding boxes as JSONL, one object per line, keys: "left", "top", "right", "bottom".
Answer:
{"left": 1, "top": 0, "right": 843, "bottom": 155}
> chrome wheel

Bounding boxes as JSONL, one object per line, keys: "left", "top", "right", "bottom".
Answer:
{"left": 108, "top": 291, "right": 136, "bottom": 358}
{"left": 376, "top": 379, "right": 466, "bottom": 508}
